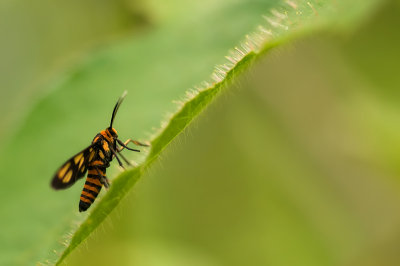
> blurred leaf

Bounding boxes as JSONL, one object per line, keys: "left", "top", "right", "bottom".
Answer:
{"left": 0, "top": 0, "right": 148, "bottom": 143}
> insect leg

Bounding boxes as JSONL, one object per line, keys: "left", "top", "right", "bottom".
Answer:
{"left": 112, "top": 142, "right": 132, "bottom": 166}
{"left": 116, "top": 139, "right": 140, "bottom": 152}
{"left": 95, "top": 167, "right": 110, "bottom": 188}
{"left": 129, "top": 139, "right": 150, "bottom": 147}
{"left": 109, "top": 145, "right": 126, "bottom": 168}
{"left": 116, "top": 149, "right": 133, "bottom": 166}
{"left": 117, "top": 139, "right": 149, "bottom": 152}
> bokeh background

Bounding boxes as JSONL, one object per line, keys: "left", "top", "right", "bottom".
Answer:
{"left": 1, "top": 0, "right": 400, "bottom": 265}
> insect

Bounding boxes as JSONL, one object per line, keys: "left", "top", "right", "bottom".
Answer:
{"left": 51, "top": 91, "right": 148, "bottom": 212}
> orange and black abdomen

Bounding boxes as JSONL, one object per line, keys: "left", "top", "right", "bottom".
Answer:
{"left": 79, "top": 165, "right": 106, "bottom": 212}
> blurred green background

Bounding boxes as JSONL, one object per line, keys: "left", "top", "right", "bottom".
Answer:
{"left": 1, "top": 0, "right": 400, "bottom": 265}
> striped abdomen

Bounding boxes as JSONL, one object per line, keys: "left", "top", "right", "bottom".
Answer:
{"left": 79, "top": 163, "right": 106, "bottom": 212}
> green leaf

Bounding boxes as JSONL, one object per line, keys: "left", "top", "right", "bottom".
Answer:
{"left": 0, "top": 0, "right": 145, "bottom": 144}
{"left": 0, "top": 0, "right": 381, "bottom": 265}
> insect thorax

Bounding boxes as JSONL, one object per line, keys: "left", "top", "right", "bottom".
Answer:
{"left": 91, "top": 133, "right": 113, "bottom": 162}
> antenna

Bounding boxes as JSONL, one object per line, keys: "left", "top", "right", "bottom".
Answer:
{"left": 109, "top": 90, "right": 128, "bottom": 128}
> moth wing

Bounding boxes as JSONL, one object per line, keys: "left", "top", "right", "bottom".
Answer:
{"left": 51, "top": 143, "right": 97, "bottom": 190}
